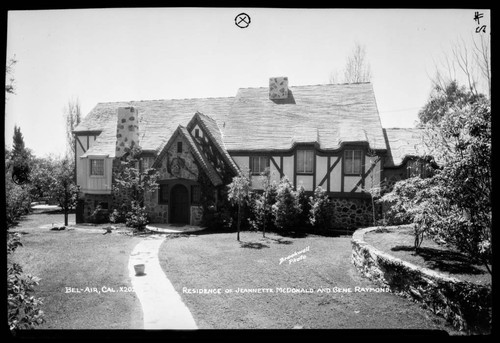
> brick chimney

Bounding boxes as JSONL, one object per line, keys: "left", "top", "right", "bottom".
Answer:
{"left": 115, "top": 107, "right": 139, "bottom": 158}
{"left": 269, "top": 76, "right": 289, "bottom": 100}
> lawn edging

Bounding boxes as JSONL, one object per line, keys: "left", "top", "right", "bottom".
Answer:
{"left": 351, "top": 226, "right": 492, "bottom": 335}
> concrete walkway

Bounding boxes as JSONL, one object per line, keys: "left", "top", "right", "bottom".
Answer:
{"left": 128, "top": 235, "right": 198, "bottom": 329}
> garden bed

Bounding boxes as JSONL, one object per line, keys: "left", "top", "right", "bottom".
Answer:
{"left": 363, "top": 226, "right": 491, "bottom": 285}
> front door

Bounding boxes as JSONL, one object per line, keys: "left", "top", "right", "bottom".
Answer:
{"left": 170, "top": 184, "right": 189, "bottom": 224}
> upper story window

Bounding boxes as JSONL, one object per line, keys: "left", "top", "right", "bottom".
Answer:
{"left": 407, "top": 159, "right": 432, "bottom": 178}
{"left": 195, "top": 129, "right": 200, "bottom": 138}
{"left": 296, "top": 150, "right": 314, "bottom": 174}
{"left": 90, "top": 159, "right": 104, "bottom": 176}
{"left": 344, "top": 150, "right": 362, "bottom": 175}
{"left": 250, "top": 156, "right": 270, "bottom": 175}
{"left": 177, "top": 142, "right": 183, "bottom": 153}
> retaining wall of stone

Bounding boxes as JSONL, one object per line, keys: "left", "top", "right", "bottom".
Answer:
{"left": 351, "top": 226, "right": 492, "bottom": 334}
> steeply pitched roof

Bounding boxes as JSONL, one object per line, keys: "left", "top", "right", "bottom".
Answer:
{"left": 152, "top": 125, "right": 223, "bottom": 186}
{"left": 187, "top": 112, "right": 240, "bottom": 175}
{"left": 75, "top": 82, "right": 386, "bottom": 158}
{"left": 383, "top": 128, "right": 429, "bottom": 167}
{"left": 76, "top": 98, "right": 234, "bottom": 157}
{"left": 221, "top": 83, "right": 386, "bottom": 151}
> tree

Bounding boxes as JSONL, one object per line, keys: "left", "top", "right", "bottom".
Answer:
{"left": 431, "top": 34, "right": 491, "bottom": 100}
{"left": 272, "top": 177, "right": 301, "bottom": 231}
{"left": 112, "top": 147, "right": 159, "bottom": 230}
{"left": 47, "top": 157, "right": 79, "bottom": 226}
{"left": 5, "top": 56, "right": 17, "bottom": 100}
{"left": 64, "top": 97, "right": 82, "bottom": 157}
{"left": 11, "top": 126, "right": 32, "bottom": 185}
{"left": 309, "top": 187, "right": 335, "bottom": 230}
{"left": 227, "top": 172, "right": 251, "bottom": 241}
{"left": 417, "top": 80, "right": 484, "bottom": 125}
{"left": 381, "top": 82, "right": 491, "bottom": 272}
{"left": 330, "top": 42, "right": 372, "bottom": 84}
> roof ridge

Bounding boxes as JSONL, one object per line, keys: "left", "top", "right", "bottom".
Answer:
{"left": 96, "top": 96, "right": 235, "bottom": 105}
{"left": 237, "top": 82, "right": 372, "bottom": 91}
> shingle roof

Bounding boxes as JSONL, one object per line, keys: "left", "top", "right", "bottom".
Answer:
{"left": 76, "top": 98, "right": 234, "bottom": 157}
{"left": 188, "top": 112, "right": 240, "bottom": 175}
{"left": 221, "top": 83, "right": 386, "bottom": 151}
{"left": 383, "top": 128, "right": 430, "bottom": 167}
{"left": 75, "top": 82, "right": 386, "bottom": 158}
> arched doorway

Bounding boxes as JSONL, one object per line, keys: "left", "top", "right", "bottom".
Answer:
{"left": 170, "top": 184, "right": 189, "bottom": 224}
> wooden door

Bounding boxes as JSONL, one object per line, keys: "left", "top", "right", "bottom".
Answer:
{"left": 170, "top": 184, "right": 189, "bottom": 224}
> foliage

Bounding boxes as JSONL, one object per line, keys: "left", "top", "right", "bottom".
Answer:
{"left": 417, "top": 80, "right": 484, "bottom": 125}
{"left": 125, "top": 201, "right": 150, "bottom": 231}
{"left": 248, "top": 174, "right": 278, "bottom": 236}
{"left": 112, "top": 147, "right": 159, "bottom": 209}
{"left": 330, "top": 42, "right": 372, "bottom": 84}
{"left": 272, "top": 177, "right": 301, "bottom": 231}
{"left": 309, "top": 187, "right": 335, "bottom": 229}
{"left": 10, "top": 126, "right": 32, "bottom": 185}
{"left": 296, "top": 185, "right": 312, "bottom": 229}
{"left": 381, "top": 83, "right": 491, "bottom": 271}
{"left": 109, "top": 208, "right": 125, "bottom": 224}
{"left": 47, "top": 156, "right": 80, "bottom": 226}
{"left": 5, "top": 174, "right": 32, "bottom": 227}
{"left": 5, "top": 56, "right": 17, "bottom": 100}
{"left": 64, "top": 97, "right": 82, "bottom": 156}
{"left": 227, "top": 172, "right": 251, "bottom": 240}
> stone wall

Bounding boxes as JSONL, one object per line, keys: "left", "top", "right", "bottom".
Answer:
{"left": 331, "top": 197, "right": 376, "bottom": 229}
{"left": 351, "top": 226, "right": 492, "bottom": 334}
{"left": 190, "top": 206, "right": 203, "bottom": 226}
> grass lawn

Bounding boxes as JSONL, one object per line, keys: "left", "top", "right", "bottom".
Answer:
{"left": 158, "top": 229, "right": 460, "bottom": 333}
{"left": 8, "top": 210, "right": 143, "bottom": 330}
{"left": 364, "top": 227, "right": 491, "bottom": 286}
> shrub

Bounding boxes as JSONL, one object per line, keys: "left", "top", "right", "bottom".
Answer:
{"left": 7, "top": 232, "right": 45, "bottom": 330}
{"left": 6, "top": 179, "right": 31, "bottom": 227}
{"left": 248, "top": 179, "right": 278, "bottom": 235}
{"left": 272, "top": 177, "right": 301, "bottom": 231}
{"left": 125, "top": 201, "right": 150, "bottom": 231}
{"left": 309, "top": 186, "right": 335, "bottom": 229}
{"left": 296, "top": 185, "right": 311, "bottom": 229}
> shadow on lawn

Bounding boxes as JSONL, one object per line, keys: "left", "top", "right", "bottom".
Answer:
{"left": 239, "top": 241, "right": 270, "bottom": 249}
{"left": 391, "top": 245, "right": 486, "bottom": 275}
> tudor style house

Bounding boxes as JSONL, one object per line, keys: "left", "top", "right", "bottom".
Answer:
{"left": 73, "top": 77, "right": 429, "bottom": 227}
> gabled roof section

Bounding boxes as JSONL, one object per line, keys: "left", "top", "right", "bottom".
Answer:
{"left": 74, "top": 97, "right": 234, "bottom": 158}
{"left": 220, "top": 83, "right": 386, "bottom": 151}
{"left": 383, "top": 128, "right": 430, "bottom": 167}
{"left": 152, "top": 125, "right": 223, "bottom": 186}
{"left": 187, "top": 112, "right": 240, "bottom": 175}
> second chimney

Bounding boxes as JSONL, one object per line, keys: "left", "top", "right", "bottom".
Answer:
{"left": 269, "top": 76, "right": 288, "bottom": 100}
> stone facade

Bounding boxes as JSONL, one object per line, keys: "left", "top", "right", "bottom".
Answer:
{"left": 331, "top": 197, "right": 375, "bottom": 229}
{"left": 351, "top": 226, "right": 492, "bottom": 334}
{"left": 190, "top": 205, "right": 203, "bottom": 226}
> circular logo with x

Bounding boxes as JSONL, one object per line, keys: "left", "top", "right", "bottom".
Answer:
{"left": 235, "top": 13, "right": 251, "bottom": 28}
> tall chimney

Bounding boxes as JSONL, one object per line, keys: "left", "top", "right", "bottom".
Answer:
{"left": 269, "top": 76, "right": 289, "bottom": 100}
{"left": 115, "top": 107, "right": 139, "bottom": 158}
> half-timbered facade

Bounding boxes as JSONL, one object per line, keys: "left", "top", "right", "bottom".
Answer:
{"left": 73, "top": 77, "right": 430, "bottom": 227}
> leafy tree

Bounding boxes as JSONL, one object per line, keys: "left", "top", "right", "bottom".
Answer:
{"left": 112, "top": 147, "right": 159, "bottom": 230}
{"left": 227, "top": 172, "right": 251, "bottom": 241}
{"left": 417, "top": 80, "right": 484, "bottom": 125}
{"left": 47, "top": 156, "right": 79, "bottom": 226}
{"left": 381, "top": 82, "right": 491, "bottom": 272}
{"left": 11, "top": 126, "right": 32, "bottom": 185}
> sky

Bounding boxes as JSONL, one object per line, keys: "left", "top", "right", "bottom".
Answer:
{"left": 5, "top": 8, "right": 491, "bottom": 158}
